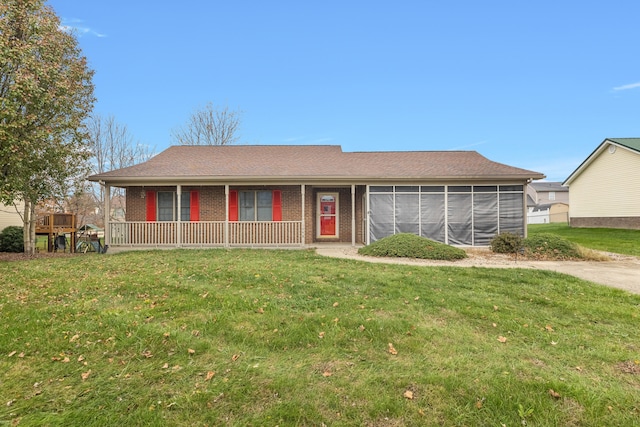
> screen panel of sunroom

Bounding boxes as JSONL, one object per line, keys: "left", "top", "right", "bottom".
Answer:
{"left": 447, "top": 193, "right": 473, "bottom": 245}
{"left": 394, "top": 193, "right": 419, "bottom": 234}
{"left": 473, "top": 192, "right": 498, "bottom": 246}
{"left": 369, "top": 193, "right": 394, "bottom": 241}
{"left": 499, "top": 192, "right": 524, "bottom": 234}
{"left": 420, "top": 193, "right": 445, "bottom": 243}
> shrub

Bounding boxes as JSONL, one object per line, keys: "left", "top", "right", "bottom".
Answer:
{"left": 358, "top": 233, "right": 467, "bottom": 260}
{"left": 490, "top": 232, "right": 524, "bottom": 255}
{"left": 523, "top": 233, "right": 582, "bottom": 260}
{"left": 0, "top": 225, "right": 24, "bottom": 253}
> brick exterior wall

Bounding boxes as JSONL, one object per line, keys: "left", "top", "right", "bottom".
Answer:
{"left": 124, "top": 185, "right": 366, "bottom": 244}
{"left": 570, "top": 217, "right": 640, "bottom": 230}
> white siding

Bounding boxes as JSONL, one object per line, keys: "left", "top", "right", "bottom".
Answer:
{"left": 569, "top": 145, "right": 640, "bottom": 217}
{"left": 0, "top": 201, "right": 24, "bottom": 232}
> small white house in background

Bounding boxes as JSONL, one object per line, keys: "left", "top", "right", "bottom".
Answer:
{"left": 526, "top": 182, "right": 569, "bottom": 224}
{"left": 563, "top": 138, "right": 640, "bottom": 229}
{"left": 0, "top": 201, "right": 23, "bottom": 232}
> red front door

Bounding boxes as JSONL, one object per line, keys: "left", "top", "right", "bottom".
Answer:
{"left": 318, "top": 193, "right": 338, "bottom": 237}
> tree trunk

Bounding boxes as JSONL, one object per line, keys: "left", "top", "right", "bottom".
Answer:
{"left": 22, "top": 198, "right": 36, "bottom": 255}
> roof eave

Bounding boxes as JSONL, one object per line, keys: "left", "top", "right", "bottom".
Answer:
{"left": 89, "top": 173, "right": 544, "bottom": 187}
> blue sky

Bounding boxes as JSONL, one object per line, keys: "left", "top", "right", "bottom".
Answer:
{"left": 48, "top": 1, "right": 640, "bottom": 182}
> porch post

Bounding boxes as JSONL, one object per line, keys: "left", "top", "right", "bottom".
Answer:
{"left": 365, "top": 185, "right": 370, "bottom": 246}
{"left": 351, "top": 184, "right": 356, "bottom": 247}
{"left": 176, "top": 185, "right": 182, "bottom": 247}
{"left": 301, "top": 184, "right": 306, "bottom": 247}
{"left": 104, "top": 184, "right": 111, "bottom": 247}
{"left": 224, "top": 185, "right": 229, "bottom": 248}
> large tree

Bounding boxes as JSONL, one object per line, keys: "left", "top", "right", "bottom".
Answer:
{"left": 0, "top": 0, "right": 95, "bottom": 254}
{"left": 171, "top": 103, "right": 242, "bottom": 146}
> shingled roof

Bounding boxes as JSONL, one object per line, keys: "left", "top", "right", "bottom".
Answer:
{"left": 89, "top": 145, "right": 545, "bottom": 185}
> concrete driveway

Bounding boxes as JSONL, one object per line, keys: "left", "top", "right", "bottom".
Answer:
{"left": 315, "top": 246, "right": 640, "bottom": 295}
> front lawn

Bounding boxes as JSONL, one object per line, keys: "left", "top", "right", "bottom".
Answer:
{"left": 1, "top": 249, "right": 639, "bottom": 426}
{"left": 529, "top": 223, "right": 640, "bottom": 257}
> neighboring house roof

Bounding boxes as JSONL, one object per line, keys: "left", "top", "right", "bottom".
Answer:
{"left": 532, "top": 202, "right": 569, "bottom": 212}
{"left": 529, "top": 181, "right": 568, "bottom": 192}
{"left": 564, "top": 138, "right": 640, "bottom": 185}
{"left": 89, "top": 145, "right": 545, "bottom": 185}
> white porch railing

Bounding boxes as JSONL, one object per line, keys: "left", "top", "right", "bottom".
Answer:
{"left": 229, "top": 221, "right": 303, "bottom": 246}
{"left": 109, "top": 221, "right": 302, "bottom": 247}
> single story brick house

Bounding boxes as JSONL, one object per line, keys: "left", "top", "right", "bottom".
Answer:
{"left": 88, "top": 145, "right": 544, "bottom": 248}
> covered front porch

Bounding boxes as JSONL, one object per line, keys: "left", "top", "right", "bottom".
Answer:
{"left": 102, "top": 183, "right": 363, "bottom": 248}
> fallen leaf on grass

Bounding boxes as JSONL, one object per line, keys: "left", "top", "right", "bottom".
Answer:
{"left": 231, "top": 354, "right": 240, "bottom": 362}
{"left": 318, "top": 331, "right": 325, "bottom": 339}
{"left": 388, "top": 343, "right": 398, "bottom": 355}
{"left": 7, "top": 351, "right": 16, "bottom": 358}
{"left": 205, "top": 371, "right": 215, "bottom": 381}
{"left": 548, "top": 389, "right": 561, "bottom": 399}
{"left": 545, "top": 325, "right": 554, "bottom": 332}
{"left": 497, "top": 336, "right": 507, "bottom": 343}
{"left": 322, "top": 371, "right": 332, "bottom": 377}
{"left": 81, "top": 370, "right": 91, "bottom": 381}
{"left": 188, "top": 348, "right": 195, "bottom": 355}
{"left": 403, "top": 390, "right": 414, "bottom": 399}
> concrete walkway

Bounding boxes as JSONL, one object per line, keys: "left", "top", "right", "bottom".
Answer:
{"left": 315, "top": 246, "right": 640, "bottom": 295}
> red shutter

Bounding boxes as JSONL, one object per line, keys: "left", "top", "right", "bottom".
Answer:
{"left": 190, "top": 191, "right": 200, "bottom": 221}
{"left": 229, "top": 190, "right": 238, "bottom": 221}
{"left": 146, "top": 191, "right": 156, "bottom": 221}
{"left": 272, "top": 190, "right": 282, "bottom": 221}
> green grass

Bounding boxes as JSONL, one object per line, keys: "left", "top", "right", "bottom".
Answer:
{"left": 1, "top": 249, "right": 640, "bottom": 426}
{"left": 529, "top": 223, "right": 640, "bottom": 257}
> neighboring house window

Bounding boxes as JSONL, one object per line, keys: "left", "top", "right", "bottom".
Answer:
{"left": 229, "top": 190, "right": 282, "bottom": 221}
{"left": 548, "top": 191, "right": 556, "bottom": 201}
{"left": 145, "top": 191, "right": 199, "bottom": 221}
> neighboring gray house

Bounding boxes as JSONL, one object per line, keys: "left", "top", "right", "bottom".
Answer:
{"left": 526, "top": 182, "right": 569, "bottom": 224}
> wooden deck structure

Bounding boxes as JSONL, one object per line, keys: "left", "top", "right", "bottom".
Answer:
{"left": 35, "top": 213, "right": 77, "bottom": 252}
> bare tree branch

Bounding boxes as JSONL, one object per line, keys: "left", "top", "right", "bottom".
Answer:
{"left": 171, "top": 103, "right": 242, "bottom": 146}
{"left": 85, "top": 114, "right": 155, "bottom": 225}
